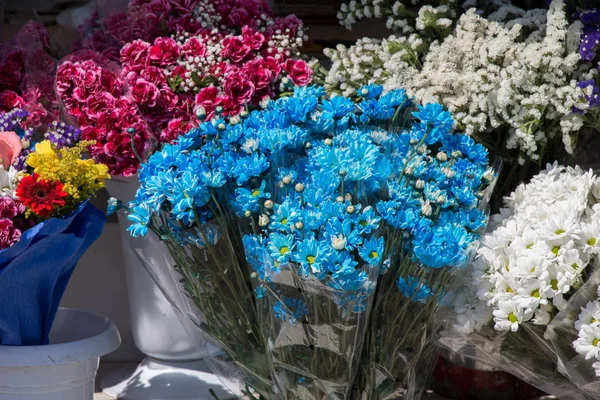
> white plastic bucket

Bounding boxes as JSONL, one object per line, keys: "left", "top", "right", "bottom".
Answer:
{"left": 0, "top": 308, "right": 121, "bottom": 400}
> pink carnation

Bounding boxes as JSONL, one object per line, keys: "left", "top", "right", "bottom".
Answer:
{"left": 0, "top": 218, "right": 21, "bottom": 250}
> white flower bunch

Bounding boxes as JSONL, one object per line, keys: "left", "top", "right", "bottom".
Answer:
{"left": 326, "top": 0, "right": 588, "bottom": 162}
{"left": 337, "top": 0, "right": 462, "bottom": 32}
{"left": 323, "top": 35, "right": 423, "bottom": 97}
{"left": 453, "top": 164, "right": 600, "bottom": 334}
{"left": 574, "top": 289, "right": 600, "bottom": 377}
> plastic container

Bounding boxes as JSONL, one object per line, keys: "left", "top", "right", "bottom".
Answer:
{"left": 0, "top": 308, "right": 121, "bottom": 400}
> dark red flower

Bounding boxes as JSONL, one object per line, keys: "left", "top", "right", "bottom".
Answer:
{"left": 222, "top": 36, "right": 252, "bottom": 63}
{"left": 0, "top": 90, "right": 24, "bottom": 112}
{"left": 223, "top": 72, "right": 255, "bottom": 103}
{"left": 0, "top": 218, "right": 21, "bottom": 250}
{"left": 284, "top": 59, "right": 312, "bottom": 86}
{"left": 15, "top": 174, "right": 68, "bottom": 218}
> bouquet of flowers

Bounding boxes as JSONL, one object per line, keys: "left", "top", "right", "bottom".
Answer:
{"left": 0, "top": 21, "right": 58, "bottom": 126}
{"left": 444, "top": 164, "right": 600, "bottom": 399}
{"left": 57, "top": 0, "right": 311, "bottom": 176}
{"left": 118, "top": 20, "right": 309, "bottom": 142}
{"left": 0, "top": 107, "right": 108, "bottom": 346}
{"left": 55, "top": 53, "right": 155, "bottom": 176}
{"left": 326, "top": 0, "right": 590, "bottom": 209}
{"left": 125, "top": 80, "right": 496, "bottom": 398}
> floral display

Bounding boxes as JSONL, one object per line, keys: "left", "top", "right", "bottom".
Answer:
{"left": 445, "top": 164, "right": 600, "bottom": 398}
{"left": 118, "top": 21, "right": 309, "bottom": 142}
{"left": 0, "top": 21, "right": 57, "bottom": 127}
{"left": 58, "top": 0, "right": 310, "bottom": 175}
{"left": 574, "top": 292, "right": 600, "bottom": 377}
{"left": 454, "top": 164, "right": 600, "bottom": 334}
{"left": 328, "top": 1, "right": 586, "bottom": 164}
{"left": 55, "top": 56, "right": 155, "bottom": 176}
{"left": 0, "top": 103, "right": 108, "bottom": 346}
{"left": 124, "top": 79, "right": 495, "bottom": 398}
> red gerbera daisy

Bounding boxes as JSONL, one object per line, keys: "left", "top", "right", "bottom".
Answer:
{"left": 15, "top": 173, "right": 68, "bottom": 217}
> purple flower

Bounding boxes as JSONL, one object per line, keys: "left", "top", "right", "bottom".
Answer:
{"left": 44, "top": 121, "right": 81, "bottom": 149}
{"left": 578, "top": 79, "right": 600, "bottom": 110}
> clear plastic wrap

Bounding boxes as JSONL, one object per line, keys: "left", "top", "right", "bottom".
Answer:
{"left": 131, "top": 214, "right": 276, "bottom": 399}
{"left": 439, "top": 322, "right": 591, "bottom": 400}
{"left": 246, "top": 253, "right": 380, "bottom": 399}
{"left": 546, "top": 264, "right": 600, "bottom": 399}
{"left": 359, "top": 252, "right": 477, "bottom": 400}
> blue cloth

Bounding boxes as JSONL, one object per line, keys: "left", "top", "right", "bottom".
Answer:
{"left": 0, "top": 202, "right": 105, "bottom": 345}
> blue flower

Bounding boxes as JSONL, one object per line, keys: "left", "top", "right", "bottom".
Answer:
{"left": 274, "top": 296, "right": 309, "bottom": 324}
{"left": 357, "top": 84, "right": 384, "bottom": 99}
{"left": 326, "top": 251, "right": 358, "bottom": 278}
{"left": 412, "top": 103, "right": 453, "bottom": 130}
{"left": 322, "top": 96, "right": 356, "bottom": 119}
{"left": 397, "top": 276, "right": 433, "bottom": 304}
{"left": 293, "top": 238, "right": 332, "bottom": 277}
{"left": 325, "top": 219, "right": 362, "bottom": 250}
{"left": 127, "top": 203, "right": 152, "bottom": 237}
{"left": 359, "top": 236, "right": 384, "bottom": 266}
{"left": 355, "top": 206, "right": 381, "bottom": 234}
{"left": 270, "top": 200, "right": 298, "bottom": 232}
{"left": 233, "top": 181, "right": 271, "bottom": 216}
{"left": 233, "top": 153, "right": 269, "bottom": 185}
{"left": 268, "top": 233, "right": 295, "bottom": 264}
{"left": 106, "top": 197, "right": 123, "bottom": 216}
{"left": 413, "top": 225, "right": 471, "bottom": 268}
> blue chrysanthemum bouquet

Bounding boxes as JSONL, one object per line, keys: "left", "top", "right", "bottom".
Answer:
{"left": 127, "top": 83, "right": 497, "bottom": 399}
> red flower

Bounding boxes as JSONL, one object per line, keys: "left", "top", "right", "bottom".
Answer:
{"left": 284, "top": 59, "right": 312, "bottom": 86}
{"left": 120, "top": 39, "right": 150, "bottom": 69}
{"left": 242, "top": 26, "right": 265, "bottom": 50}
{"left": 131, "top": 78, "right": 160, "bottom": 107}
{"left": 0, "top": 90, "right": 24, "bottom": 112}
{"left": 0, "top": 218, "right": 21, "bottom": 250}
{"left": 222, "top": 36, "right": 252, "bottom": 63}
{"left": 149, "top": 37, "right": 179, "bottom": 67}
{"left": 15, "top": 174, "right": 68, "bottom": 217}
{"left": 223, "top": 72, "right": 255, "bottom": 103}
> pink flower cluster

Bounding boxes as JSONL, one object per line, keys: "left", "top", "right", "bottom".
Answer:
{"left": 0, "top": 197, "right": 27, "bottom": 250}
{"left": 120, "top": 25, "right": 311, "bottom": 142}
{"left": 0, "top": 21, "right": 57, "bottom": 127}
{"left": 56, "top": 56, "right": 154, "bottom": 176}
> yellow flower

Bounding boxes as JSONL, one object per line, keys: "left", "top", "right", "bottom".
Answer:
{"left": 24, "top": 141, "right": 109, "bottom": 215}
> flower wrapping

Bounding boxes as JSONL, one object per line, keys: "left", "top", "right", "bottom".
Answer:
{"left": 545, "top": 264, "right": 600, "bottom": 398}
{"left": 0, "top": 201, "right": 105, "bottom": 345}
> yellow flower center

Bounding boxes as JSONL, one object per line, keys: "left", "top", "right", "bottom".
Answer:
{"left": 507, "top": 287, "right": 514, "bottom": 293}
{"left": 306, "top": 256, "right": 316, "bottom": 264}
{"left": 280, "top": 247, "right": 289, "bottom": 256}
{"left": 531, "top": 289, "right": 540, "bottom": 298}
{"left": 359, "top": 220, "right": 368, "bottom": 227}
{"left": 252, "top": 190, "right": 260, "bottom": 197}
{"left": 369, "top": 251, "right": 379, "bottom": 259}
{"left": 526, "top": 244, "right": 533, "bottom": 249}
{"left": 551, "top": 279, "right": 559, "bottom": 291}
{"left": 508, "top": 313, "right": 518, "bottom": 323}
{"left": 555, "top": 229, "right": 565, "bottom": 235}
{"left": 281, "top": 218, "right": 288, "bottom": 225}
{"left": 572, "top": 263, "right": 579, "bottom": 270}
{"left": 552, "top": 246, "right": 560, "bottom": 255}
{"left": 594, "top": 338, "right": 600, "bottom": 347}
{"left": 589, "top": 238, "right": 597, "bottom": 246}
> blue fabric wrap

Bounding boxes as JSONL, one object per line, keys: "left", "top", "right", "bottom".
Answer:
{"left": 0, "top": 202, "right": 106, "bottom": 345}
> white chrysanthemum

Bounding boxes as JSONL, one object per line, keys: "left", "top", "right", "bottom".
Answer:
{"left": 574, "top": 324, "right": 600, "bottom": 360}
{"left": 493, "top": 300, "right": 533, "bottom": 332}
{"left": 460, "top": 164, "right": 599, "bottom": 333}
{"left": 576, "top": 301, "right": 600, "bottom": 331}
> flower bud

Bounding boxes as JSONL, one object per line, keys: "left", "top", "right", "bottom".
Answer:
{"left": 258, "top": 214, "right": 270, "bottom": 226}
{"left": 415, "top": 179, "right": 425, "bottom": 189}
{"left": 295, "top": 183, "right": 305, "bottom": 192}
{"left": 436, "top": 152, "right": 448, "bottom": 162}
{"left": 244, "top": 210, "right": 252, "bottom": 217}
{"left": 344, "top": 193, "right": 353, "bottom": 201}
{"left": 346, "top": 205, "right": 355, "bottom": 214}
{"left": 282, "top": 176, "right": 292, "bottom": 185}
{"left": 336, "top": 196, "right": 344, "bottom": 203}
{"left": 264, "top": 199, "right": 274, "bottom": 209}
{"left": 324, "top": 138, "right": 333, "bottom": 146}
{"left": 295, "top": 222, "right": 304, "bottom": 230}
